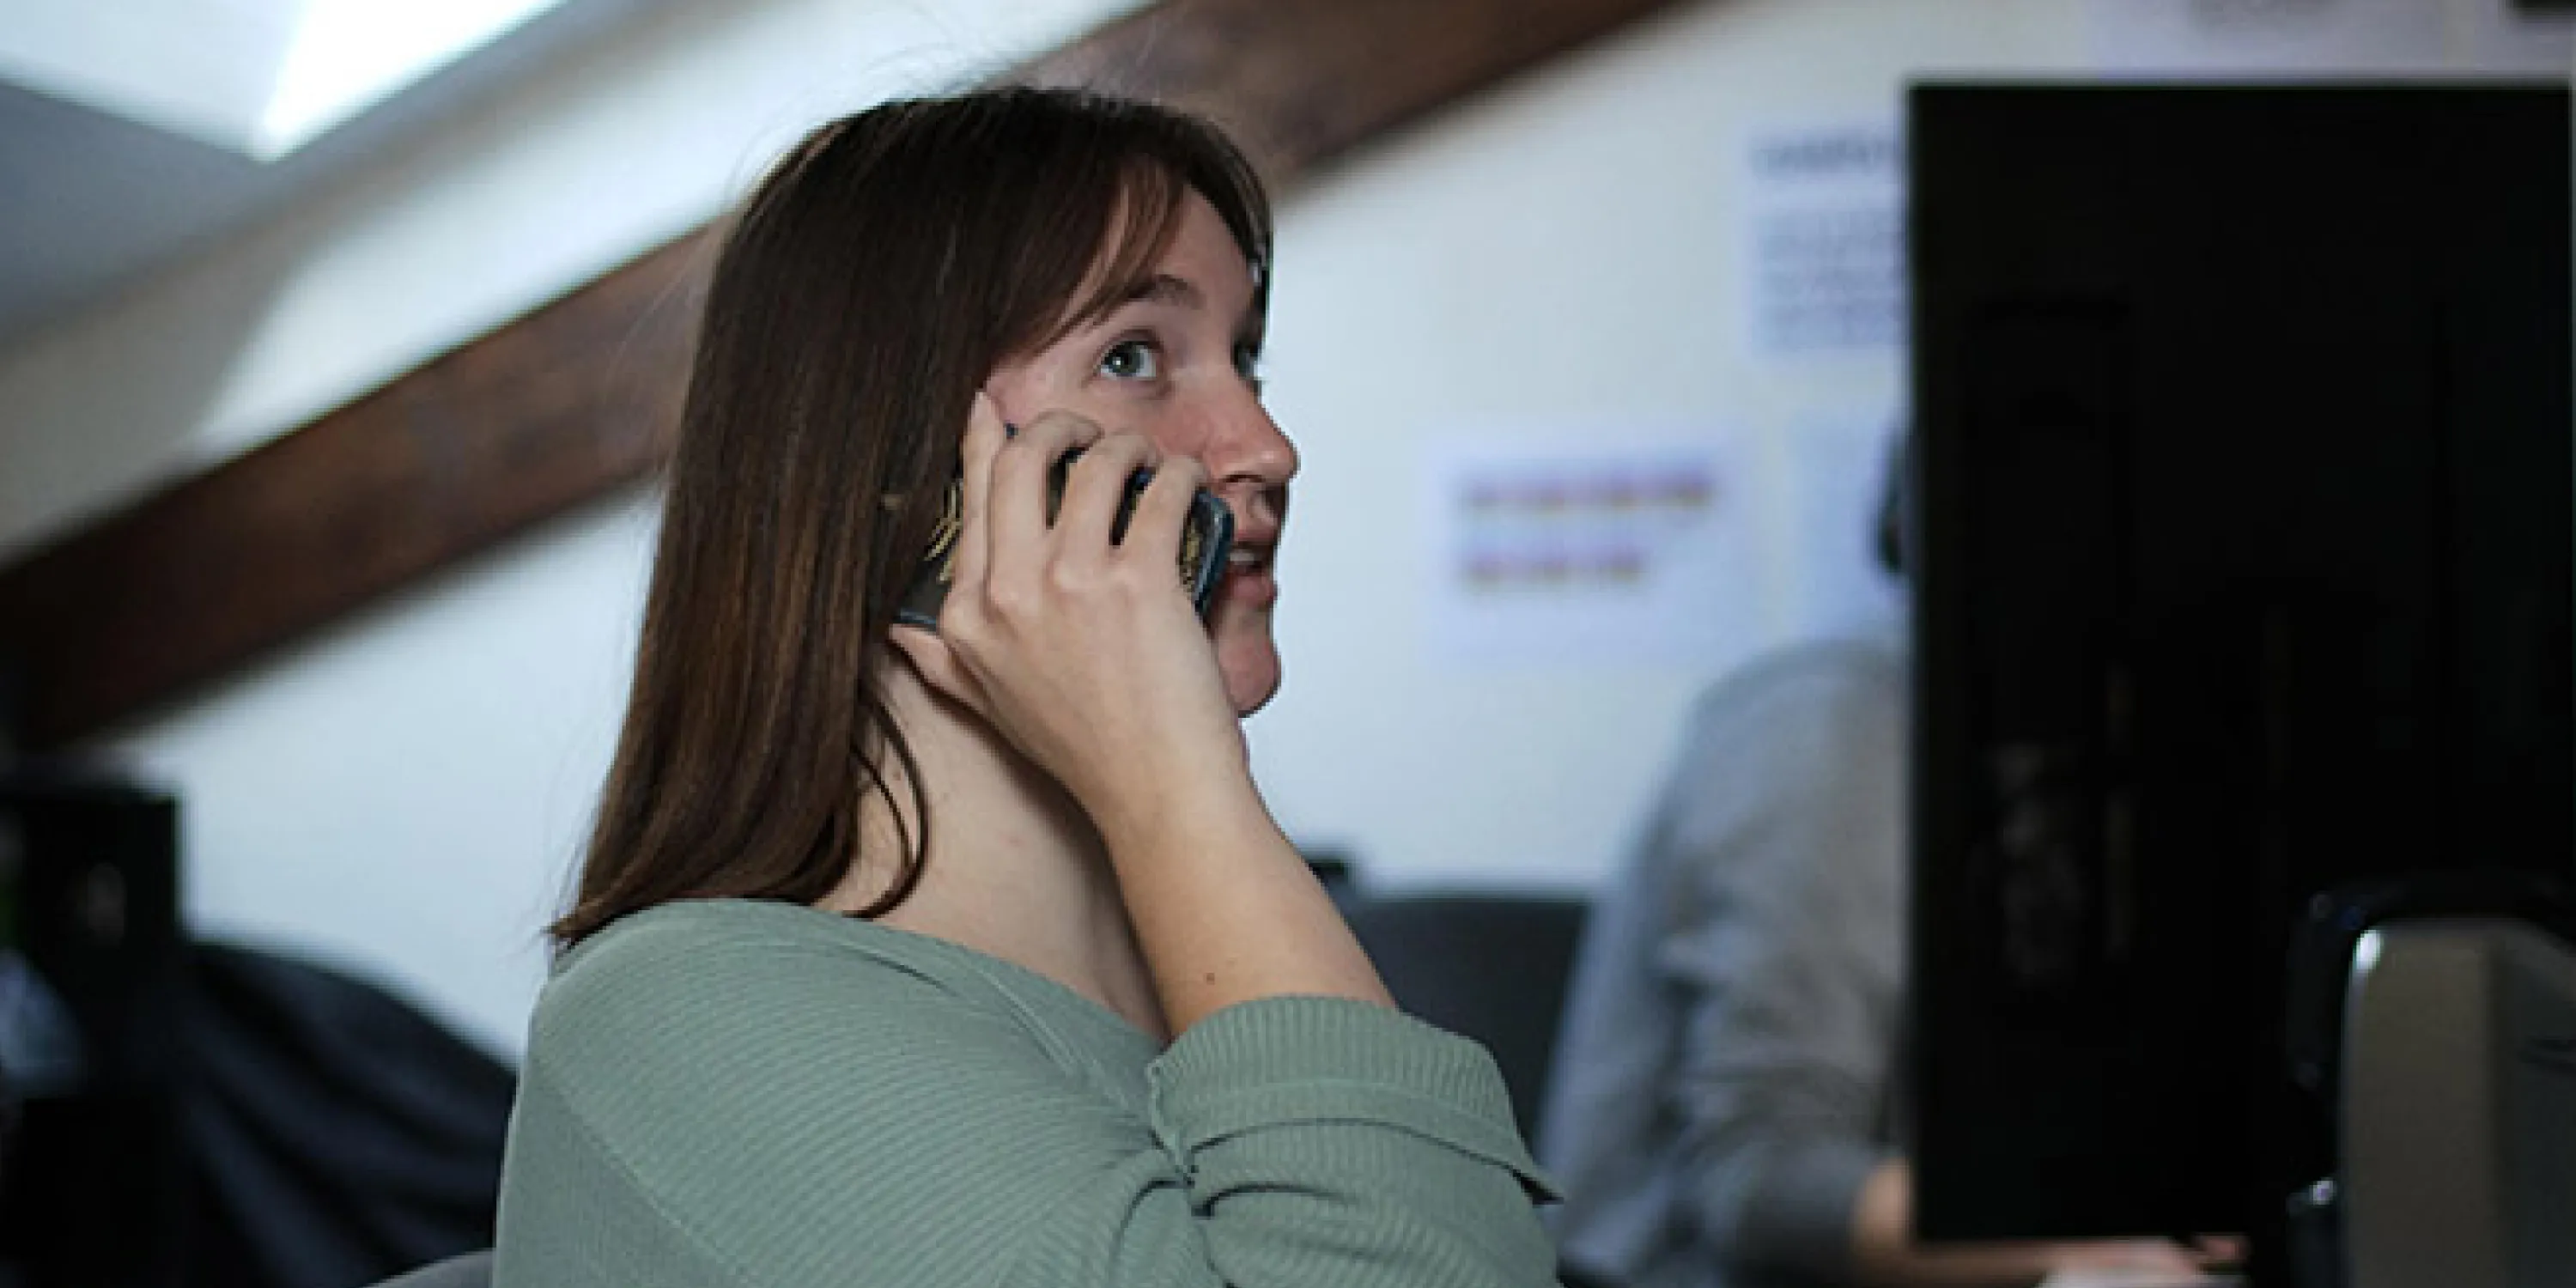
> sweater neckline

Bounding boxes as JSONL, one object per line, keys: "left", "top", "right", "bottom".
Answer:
{"left": 612, "top": 897, "right": 1167, "bottom": 1061}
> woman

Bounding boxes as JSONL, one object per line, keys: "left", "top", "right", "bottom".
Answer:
{"left": 492, "top": 87, "right": 1560, "bottom": 1286}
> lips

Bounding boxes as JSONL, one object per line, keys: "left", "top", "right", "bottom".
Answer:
{"left": 1223, "top": 528, "right": 1279, "bottom": 607}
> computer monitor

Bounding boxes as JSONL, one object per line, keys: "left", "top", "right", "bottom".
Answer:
{"left": 1906, "top": 82, "right": 2573, "bottom": 1255}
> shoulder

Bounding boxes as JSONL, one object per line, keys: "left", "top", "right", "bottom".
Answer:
{"left": 541, "top": 897, "right": 992, "bottom": 1012}
{"left": 526, "top": 899, "right": 1053, "bottom": 1094}
{"left": 544, "top": 896, "right": 972, "bottom": 987}
{"left": 518, "top": 899, "right": 1126, "bottom": 1202}
{"left": 1662, "top": 633, "right": 1907, "bottom": 791}
{"left": 1687, "top": 634, "right": 1905, "bottom": 742}
{"left": 1641, "top": 635, "right": 1909, "bottom": 886}
{"left": 505, "top": 907, "right": 1159, "bottom": 1283}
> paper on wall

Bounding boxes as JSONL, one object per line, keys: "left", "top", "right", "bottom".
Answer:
{"left": 2460, "top": 0, "right": 2576, "bottom": 75}
{"left": 1741, "top": 122, "right": 1906, "bottom": 358}
{"left": 1425, "top": 436, "right": 1760, "bottom": 666}
{"left": 2085, "top": 0, "right": 2571, "bottom": 77}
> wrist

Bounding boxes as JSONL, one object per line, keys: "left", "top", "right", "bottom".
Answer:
{"left": 1098, "top": 788, "right": 1393, "bottom": 1030}
{"left": 1087, "top": 762, "right": 1273, "bottom": 875}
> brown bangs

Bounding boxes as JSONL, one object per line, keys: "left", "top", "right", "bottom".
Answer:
{"left": 1011, "top": 107, "right": 1273, "bottom": 361}
{"left": 1042, "top": 160, "right": 1192, "bottom": 348}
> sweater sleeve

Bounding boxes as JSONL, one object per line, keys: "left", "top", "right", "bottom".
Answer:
{"left": 1018, "top": 996, "right": 1558, "bottom": 1288}
{"left": 1654, "top": 655, "right": 1908, "bottom": 1281}
{"left": 496, "top": 927, "right": 1558, "bottom": 1288}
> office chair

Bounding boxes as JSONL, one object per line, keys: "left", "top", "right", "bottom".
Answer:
{"left": 1340, "top": 890, "right": 1590, "bottom": 1144}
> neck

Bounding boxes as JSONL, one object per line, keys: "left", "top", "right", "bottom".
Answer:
{"left": 819, "top": 663, "right": 1168, "bottom": 1042}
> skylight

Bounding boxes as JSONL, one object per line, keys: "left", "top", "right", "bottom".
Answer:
{"left": 254, "top": 0, "right": 564, "bottom": 159}
{"left": 0, "top": 0, "right": 568, "bottom": 161}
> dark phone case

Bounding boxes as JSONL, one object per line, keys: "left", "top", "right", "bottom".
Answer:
{"left": 893, "top": 455, "right": 1235, "bottom": 630}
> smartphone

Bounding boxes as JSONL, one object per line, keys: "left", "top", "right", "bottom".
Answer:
{"left": 894, "top": 450, "right": 1234, "bottom": 630}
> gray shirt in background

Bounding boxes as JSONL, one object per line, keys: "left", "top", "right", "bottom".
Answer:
{"left": 1538, "top": 630, "right": 1908, "bottom": 1288}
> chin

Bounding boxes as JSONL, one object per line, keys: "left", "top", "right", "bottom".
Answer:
{"left": 1227, "top": 671, "right": 1280, "bottom": 717}
{"left": 1217, "top": 629, "right": 1282, "bottom": 717}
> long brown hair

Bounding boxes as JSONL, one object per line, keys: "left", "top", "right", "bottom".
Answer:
{"left": 555, "top": 88, "right": 1273, "bottom": 948}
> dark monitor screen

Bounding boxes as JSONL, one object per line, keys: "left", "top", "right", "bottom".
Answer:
{"left": 1907, "top": 83, "right": 2573, "bottom": 1247}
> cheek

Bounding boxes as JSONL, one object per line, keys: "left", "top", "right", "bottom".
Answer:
{"left": 980, "top": 364, "right": 1054, "bottom": 427}
{"left": 982, "top": 363, "right": 1165, "bottom": 447}
{"left": 1144, "top": 416, "right": 1215, "bottom": 465}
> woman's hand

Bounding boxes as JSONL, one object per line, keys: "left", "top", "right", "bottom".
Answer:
{"left": 890, "top": 392, "right": 1248, "bottom": 840}
{"left": 890, "top": 392, "right": 1391, "bottom": 1031}
{"left": 1850, "top": 1163, "right": 2238, "bottom": 1288}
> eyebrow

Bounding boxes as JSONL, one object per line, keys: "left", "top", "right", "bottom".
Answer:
{"left": 1109, "top": 271, "right": 1264, "bottom": 350}
{"left": 1121, "top": 273, "right": 1204, "bottom": 311}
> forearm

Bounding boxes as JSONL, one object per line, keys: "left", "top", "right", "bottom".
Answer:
{"left": 1846, "top": 1160, "right": 2215, "bottom": 1288}
{"left": 1849, "top": 1162, "right": 2057, "bottom": 1288}
{"left": 1095, "top": 774, "right": 1391, "bottom": 1033}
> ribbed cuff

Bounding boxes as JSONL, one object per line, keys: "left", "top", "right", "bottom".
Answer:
{"left": 1147, "top": 995, "right": 1559, "bottom": 1200}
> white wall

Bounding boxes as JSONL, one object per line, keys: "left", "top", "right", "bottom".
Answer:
{"left": 0, "top": 0, "right": 1143, "bottom": 562}
{"left": 0, "top": 0, "right": 1151, "bottom": 1056}
{"left": 1245, "top": 0, "right": 2087, "bottom": 894}
{"left": 1, "top": 0, "right": 2562, "bottom": 1057}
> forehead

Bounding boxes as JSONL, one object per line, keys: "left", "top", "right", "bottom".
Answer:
{"left": 1042, "top": 182, "right": 1262, "bottom": 351}
{"left": 1151, "top": 191, "right": 1256, "bottom": 295}
{"left": 1090, "top": 189, "right": 1255, "bottom": 311}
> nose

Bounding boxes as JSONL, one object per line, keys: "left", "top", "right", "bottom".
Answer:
{"left": 1202, "top": 387, "right": 1297, "bottom": 498}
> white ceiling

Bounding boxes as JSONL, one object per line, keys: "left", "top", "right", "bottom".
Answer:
{"left": 0, "top": 0, "right": 581, "bottom": 161}
{"left": 0, "top": 0, "right": 684, "bottom": 346}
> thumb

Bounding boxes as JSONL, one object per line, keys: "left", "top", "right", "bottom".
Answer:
{"left": 888, "top": 623, "right": 986, "bottom": 716}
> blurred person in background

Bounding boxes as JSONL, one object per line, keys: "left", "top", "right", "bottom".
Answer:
{"left": 1537, "top": 440, "right": 2221, "bottom": 1288}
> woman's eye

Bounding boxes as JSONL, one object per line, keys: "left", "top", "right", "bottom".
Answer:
{"left": 1098, "top": 338, "right": 1162, "bottom": 381}
{"left": 1233, "top": 343, "right": 1265, "bottom": 392}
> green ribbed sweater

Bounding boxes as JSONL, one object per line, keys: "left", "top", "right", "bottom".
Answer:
{"left": 493, "top": 898, "right": 1562, "bottom": 1286}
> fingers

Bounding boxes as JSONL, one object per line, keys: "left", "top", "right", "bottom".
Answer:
{"left": 949, "top": 399, "right": 1097, "bottom": 641}
{"left": 2052, "top": 1239, "right": 2210, "bottom": 1274}
{"left": 984, "top": 407, "right": 1101, "bottom": 574}
{"left": 887, "top": 622, "right": 982, "bottom": 713}
{"left": 941, "top": 398, "right": 1206, "bottom": 641}
{"left": 1053, "top": 429, "right": 1160, "bottom": 551}
{"left": 1123, "top": 451, "right": 1212, "bottom": 572}
{"left": 2189, "top": 1235, "right": 2247, "bottom": 1267}
{"left": 901, "top": 398, "right": 1242, "bottom": 820}
{"left": 945, "top": 392, "right": 1012, "bottom": 604}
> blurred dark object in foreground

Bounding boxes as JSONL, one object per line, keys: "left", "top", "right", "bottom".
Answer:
{"left": 1908, "top": 82, "right": 2570, "bottom": 1279}
{"left": 180, "top": 944, "right": 513, "bottom": 1288}
{"left": 0, "top": 771, "right": 190, "bottom": 1288}
{"left": 0, "top": 770, "right": 513, "bottom": 1288}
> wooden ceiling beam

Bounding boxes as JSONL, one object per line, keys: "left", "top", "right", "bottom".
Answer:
{"left": 0, "top": 0, "right": 1692, "bottom": 751}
